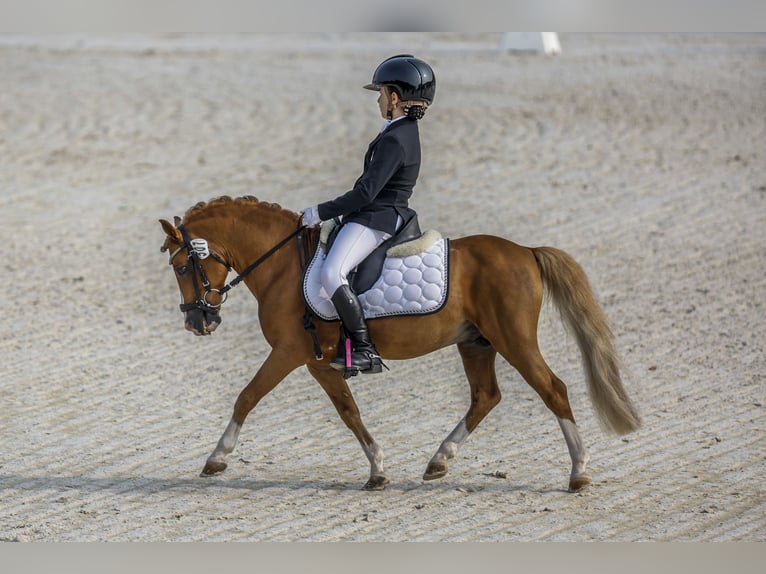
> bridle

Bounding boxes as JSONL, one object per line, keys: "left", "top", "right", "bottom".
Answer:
{"left": 167, "top": 219, "right": 323, "bottom": 358}
{"left": 168, "top": 222, "right": 307, "bottom": 318}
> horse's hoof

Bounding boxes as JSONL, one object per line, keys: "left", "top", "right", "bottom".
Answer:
{"left": 363, "top": 475, "right": 389, "bottom": 491}
{"left": 568, "top": 473, "right": 592, "bottom": 492}
{"left": 200, "top": 461, "right": 227, "bottom": 476}
{"left": 423, "top": 462, "right": 448, "bottom": 481}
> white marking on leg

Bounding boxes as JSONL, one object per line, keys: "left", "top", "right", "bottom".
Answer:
{"left": 207, "top": 418, "right": 241, "bottom": 465}
{"left": 429, "top": 419, "right": 470, "bottom": 468}
{"left": 363, "top": 441, "right": 386, "bottom": 478}
{"left": 558, "top": 418, "right": 591, "bottom": 478}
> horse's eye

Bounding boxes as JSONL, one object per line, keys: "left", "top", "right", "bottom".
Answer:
{"left": 175, "top": 266, "right": 188, "bottom": 276}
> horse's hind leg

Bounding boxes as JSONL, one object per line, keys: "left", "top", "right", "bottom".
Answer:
{"left": 558, "top": 416, "right": 591, "bottom": 492}
{"left": 307, "top": 365, "right": 389, "bottom": 491}
{"left": 506, "top": 346, "right": 592, "bottom": 492}
{"left": 424, "top": 340, "right": 501, "bottom": 481}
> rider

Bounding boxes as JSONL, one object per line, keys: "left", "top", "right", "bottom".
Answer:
{"left": 301, "top": 54, "right": 436, "bottom": 374}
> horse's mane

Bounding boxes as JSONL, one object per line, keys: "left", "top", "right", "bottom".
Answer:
{"left": 179, "top": 195, "right": 318, "bottom": 255}
{"left": 182, "top": 195, "right": 298, "bottom": 224}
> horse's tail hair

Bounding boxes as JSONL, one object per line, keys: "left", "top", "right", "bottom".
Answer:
{"left": 532, "top": 246, "right": 641, "bottom": 435}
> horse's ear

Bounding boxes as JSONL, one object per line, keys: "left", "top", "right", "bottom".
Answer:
{"left": 159, "top": 219, "right": 182, "bottom": 251}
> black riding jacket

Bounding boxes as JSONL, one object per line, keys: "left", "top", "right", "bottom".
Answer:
{"left": 317, "top": 117, "right": 420, "bottom": 235}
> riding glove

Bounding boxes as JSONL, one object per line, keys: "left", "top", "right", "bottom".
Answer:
{"left": 301, "top": 206, "right": 322, "bottom": 227}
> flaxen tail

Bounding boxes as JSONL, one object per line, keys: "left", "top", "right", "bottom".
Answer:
{"left": 533, "top": 246, "right": 641, "bottom": 435}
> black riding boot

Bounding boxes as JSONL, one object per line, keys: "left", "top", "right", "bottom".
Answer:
{"left": 330, "top": 285, "right": 384, "bottom": 374}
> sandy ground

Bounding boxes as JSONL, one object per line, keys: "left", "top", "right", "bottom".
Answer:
{"left": 0, "top": 33, "right": 764, "bottom": 542}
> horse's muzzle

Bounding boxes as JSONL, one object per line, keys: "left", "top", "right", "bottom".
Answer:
{"left": 184, "top": 308, "right": 222, "bottom": 336}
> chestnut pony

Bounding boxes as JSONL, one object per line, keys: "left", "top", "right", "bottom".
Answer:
{"left": 160, "top": 196, "right": 640, "bottom": 491}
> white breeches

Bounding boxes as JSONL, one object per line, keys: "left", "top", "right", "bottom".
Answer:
{"left": 320, "top": 221, "right": 393, "bottom": 295}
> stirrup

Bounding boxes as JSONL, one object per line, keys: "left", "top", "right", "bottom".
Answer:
{"left": 330, "top": 354, "right": 387, "bottom": 373}
{"left": 330, "top": 347, "right": 388, "bottom": 378}
{"left": 340, "top": 357, "right": 388, "bottom": 379}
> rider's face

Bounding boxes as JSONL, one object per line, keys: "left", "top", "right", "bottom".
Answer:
{"left": 377, "top": 87, "right": 400, "bottom": 120}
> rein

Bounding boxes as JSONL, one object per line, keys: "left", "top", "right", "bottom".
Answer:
{"left": 219, "top": 223, "right": 307, "bottom": 297}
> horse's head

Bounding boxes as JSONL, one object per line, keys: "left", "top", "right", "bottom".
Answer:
{"left": 160, "top": 218, "right": 230, "bottom": 336}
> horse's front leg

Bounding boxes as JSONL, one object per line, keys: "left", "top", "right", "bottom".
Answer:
{"left": 306, "top": 364, "right": 389, "bottom": 491}
{"left": 201, "top": 349, "right": 301, "bottom": 476}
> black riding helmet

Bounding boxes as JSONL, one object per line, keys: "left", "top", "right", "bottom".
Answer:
{"left": 363, "top": 54, "right": 436, "bottom": 104}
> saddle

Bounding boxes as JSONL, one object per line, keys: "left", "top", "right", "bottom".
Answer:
{"left": 304, "top": 219, "right": 449, "bottom": 321}
{"left": 324, "top": 215, "right": 424, "bottom": 294}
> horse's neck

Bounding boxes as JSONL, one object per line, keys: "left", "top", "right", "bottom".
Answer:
{"left": 222, "top": 208, "right": 306, "bottom": 296}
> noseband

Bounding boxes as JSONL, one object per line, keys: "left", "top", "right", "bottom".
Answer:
{"left": 168, "top": 222, "right": 307, "bottom": 317}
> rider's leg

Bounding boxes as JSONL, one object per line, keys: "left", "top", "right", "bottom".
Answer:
{"left": 330, "top": 284, "right": 383, "bottom": 373}
{"left": 321, "top": 222, "right": 390, "bottom": 373}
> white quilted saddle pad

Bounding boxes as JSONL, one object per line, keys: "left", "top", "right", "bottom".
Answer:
{"left": 303, "top": 237, "right": 450, "bottom": 321}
